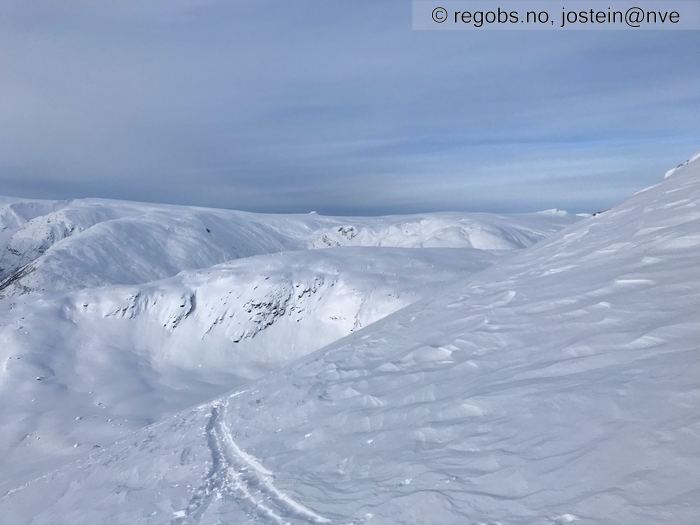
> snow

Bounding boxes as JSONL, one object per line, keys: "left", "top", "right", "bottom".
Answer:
{"left": 1, "top": 152, "right": 699, "bottom": 524}
{"left": 664, "top": 151, "right": 700, "bottom": 179}
{"left": 0, "top": 202, "right": 574, "bottom": 497}
{"left": 0, "top": 198, "right": 575, "bottom": 296}
{"left": 0, "top": 247, "right": 493, "bottom": 487}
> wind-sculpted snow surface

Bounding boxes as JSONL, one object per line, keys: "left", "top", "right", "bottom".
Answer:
{"left": 0, "top": 246, "right": 497, "bottom": 491}
{"left": 0, "top": 199, "right": 572, "bottom": 496}
{"left": 0, "top": 197, "right": 576, "bottom": 296}
{"left": 3, "top": 154, "right": 699, "bottom": 524}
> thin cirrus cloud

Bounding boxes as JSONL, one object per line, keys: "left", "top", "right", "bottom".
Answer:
{"left": 0, "top": 0, "right": 698, "bottom": 214}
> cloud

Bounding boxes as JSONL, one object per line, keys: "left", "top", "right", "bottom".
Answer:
{"left": 0, "top": 0, "right": 698, "bottom": 214}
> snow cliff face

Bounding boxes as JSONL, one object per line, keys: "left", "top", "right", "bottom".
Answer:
{"left": 74, "top": 247, "right": 497, "bottom": 368}
{"left": 2, "top": 153, "right": 697, "bottom": 525}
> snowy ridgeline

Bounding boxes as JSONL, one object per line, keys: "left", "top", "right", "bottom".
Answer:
{"left": 1, "top": 153, "right": 700, "bottom": 525}
{"left": 0, "top": 198, "right": 575, "bottom": 295}
{"left": 0, "top": 201, "right": 575, "bottom": 495}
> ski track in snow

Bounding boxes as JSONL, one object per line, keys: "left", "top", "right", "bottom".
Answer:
{"left": 173, "top": 392, "right": 330, "bottom": 525}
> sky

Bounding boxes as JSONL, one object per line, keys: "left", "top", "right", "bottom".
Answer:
{"left": 0, "top": 0, "right": 699, "bottom": 215}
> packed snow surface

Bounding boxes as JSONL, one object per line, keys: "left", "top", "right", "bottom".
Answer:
{"left": 1, "top": 154, "right": 699, "bottom": 524}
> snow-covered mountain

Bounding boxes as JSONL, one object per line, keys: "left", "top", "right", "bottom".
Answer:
{"left": 2, "top": 153, "right": 698, "bottom": 525}
{"left": 0, "top": 201, "right": 576, "bottom": 497}
{"left": 0, "top": 246, "right": 499, "bottom": 485}
{"left": 0, "top": 198, "right": 576, "bottom": 296}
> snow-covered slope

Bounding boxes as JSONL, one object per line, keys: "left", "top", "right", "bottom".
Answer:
{"left": 0, "top": 198, "right": 576, "bottom": 296}
{"left": 0, "top": 199, "right": 300, "bottom": 295}
{"left": 306, "top": 212, "right": 569, "bottom": 250}
{"left": 0, "top": 199, "right": 575, "bottom": 488}
{"left": 3, "top": 153, "right": 697, "bottom": 524}
{"left": 0, "top": 199, "right": 67, "bottom": 276}
{"left": 0, "top": 245, "right": 500, "bottom": 491}
{"left": 80, "top": 247, "right": 498, "bottom": 364}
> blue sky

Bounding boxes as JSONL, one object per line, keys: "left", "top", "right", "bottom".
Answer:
{"left": 0, "top": 0, "right": 698, "bottom": 214}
